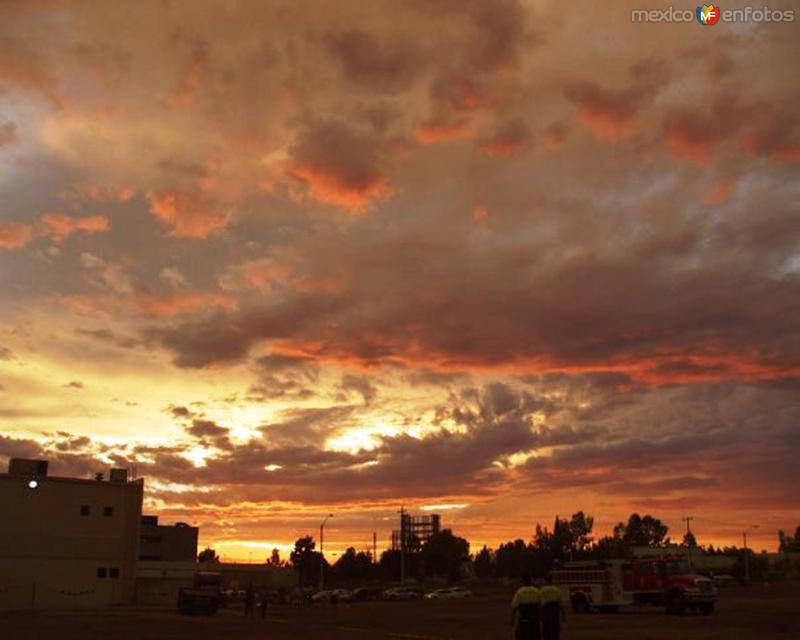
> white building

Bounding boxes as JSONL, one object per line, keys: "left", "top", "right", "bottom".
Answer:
{"left": 0, "top": 458, "right": 143, "bottom": 610}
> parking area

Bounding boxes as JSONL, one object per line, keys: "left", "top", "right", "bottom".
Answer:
{"left": 2, "top": 583, "right": 798, "bottom": 639}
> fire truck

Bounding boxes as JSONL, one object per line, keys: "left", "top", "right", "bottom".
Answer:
{"left": 552, "top": 556, "right": 716, "bottom": 615}
{"left": 177, "top": 570, "right": 223, "bottom": 615}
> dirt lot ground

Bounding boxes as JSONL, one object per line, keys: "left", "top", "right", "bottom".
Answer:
{"left": 3, "top": 584, "right": 798, "bottom": 640}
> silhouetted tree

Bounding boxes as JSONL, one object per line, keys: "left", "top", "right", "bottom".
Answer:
{"left": 290, "top": 536, "right": 326, "bottom": 587}
{"left": 198, "top": 547, "right": 219, "bottom": 563}
{"left": 267, "top": 548, "right": 283, "bottom": 566}
{"left": 778, "top": 526, "right": 800, "bottom": 552}
{"left": 682, "top": 531, "right": 698, "bottom": 547}
{"left": 614, "top": 513, "right": 669, "bottom": 548}
{"left": 421, "top": 529, "right": 469, "bottom": 581}
{"left": 331, "top": 547, "right": 374, "bottom": 584}
{"left": 495, "top": 539, "right": 543, "bottom": 579}
{"left": 473, "top": 545, "right": 495, "bottom": 579}
{"left": 379, "top": 548, "right": 420, "bottom": 581}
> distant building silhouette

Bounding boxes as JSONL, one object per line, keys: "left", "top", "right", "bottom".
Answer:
{"left": 139, "top": 515, "right": 198, "bottom": 562}
{"left": 391, "top": 512, "right": 441, "bottom": 551}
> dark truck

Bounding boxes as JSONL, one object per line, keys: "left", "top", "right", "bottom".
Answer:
{"left": 178, "top": 570, "right": 223, "bottom": 615}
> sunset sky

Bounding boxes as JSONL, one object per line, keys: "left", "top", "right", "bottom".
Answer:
{"left": 1, "top": 0, "right": 798, "bottom": 560}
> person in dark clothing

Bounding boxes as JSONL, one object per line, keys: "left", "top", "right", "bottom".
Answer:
{"left": 540, "top": 575, "right": 566, "bottom": 640}
{"left": 511, "top": 574, "right": 542, "bottom": 640}
{"left": 244, "top": 583, "right": 255, "bottom": 617}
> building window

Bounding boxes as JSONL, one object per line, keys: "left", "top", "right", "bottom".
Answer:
{"left": 80, "top": 505, "right": 91, "bottom": 516}
{"left": 97, "top": 567, "right": 107, "bottom": 578}
{"left": 109, "top": 568, "right": 120, "bottom": 579}
{"left": 103, "top": 506, "right": 114, "bottom": 517}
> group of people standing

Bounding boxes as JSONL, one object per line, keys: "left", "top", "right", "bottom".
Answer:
{"left": 243, "top": 583, "right": 270, "bottom": 619}
{"left": 511, "top": 575, "right": 567, "bottom": 640}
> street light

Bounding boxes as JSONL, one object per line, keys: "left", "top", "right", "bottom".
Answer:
{"left": 743, "top": 524, "right": 759, "bottom": 585}
{"left": 320, "top": 513, "right": 333, "bottom": 589}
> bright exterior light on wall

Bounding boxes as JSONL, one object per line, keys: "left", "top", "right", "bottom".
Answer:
{"left": 27, "top": 480, "right": 38, "bottom": 489}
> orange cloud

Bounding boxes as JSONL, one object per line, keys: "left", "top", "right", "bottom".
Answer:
{"left": 286, "top": 122, "right": 393, "bottom": 214}
{"left": 701, "top": 179, "right": 734, "bottom": 206}
{"left": 414, "top": 118, "right": 473, "bottom": 145}
{"left": 564, "top": 83, "right": 642, "bottom": 143}
{"left": 136, "top": 291, "right": 235, "bottom": 317}
{"left": 478, "top": 119, "right": 530, "bottom": 158}
{"left": 39, "top": 214, "right": 109, "bottom": 243}
{"left": 220, "top": 258, "right": 291, "bottom": 291}
{"left": 147, "top": 191, "right": 229, "bottom": 238}
{"left": 472, "top": 206, "right": 490, "bottom": 221}
{"left": 0, "top": 221, "right": 34, "bottom": 249}
{"left": 666, "top": 126, "right": 714, "bottom": 166}
{"left": 165, "top": 44, "right": 208, "bottom": 110}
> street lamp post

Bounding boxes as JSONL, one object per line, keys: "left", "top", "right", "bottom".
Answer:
{"left": 743, "top": 524, "right": 759, "bottom": 585}
{"left": 319, "top": 513, "right": 333, "bottom": 590}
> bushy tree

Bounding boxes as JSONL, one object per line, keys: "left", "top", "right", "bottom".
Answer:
{"left": 198, "top": 547, "right": 219, "bottom": 563}
{"left": 421, "top": 529, "right": 470, "bottom": 581}
{"left": 267, "top": 548, "right": 283, "bottom": 567}
{"left": 290, "top": 536, "right": 327, "bottom": 587}
{"left": 332, "top": 547, "right": 374, "bottom": 584}
{"left": 473, "top": 545, "right": 495, "bottom": 579}
{"left": 613, "top": 513, "right": 669, "bottom": 548}
{"left": 778, "top": 526, "right": 800, "bottom": 552}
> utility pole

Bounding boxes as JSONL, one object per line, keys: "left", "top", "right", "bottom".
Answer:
{"left": 319, "top": 513, "right": 333, "bottom": 590}
{"left": 398, "top": 506, "right": 406, "bottom": 583}
{"left": 682, "top": 516, "right": 694, "bottom": 535}
{"left": 373, "top": 531, "right": 377, "bottom": 564}
{"left": 743, "top": 525, "right": 759, "bottom": 585}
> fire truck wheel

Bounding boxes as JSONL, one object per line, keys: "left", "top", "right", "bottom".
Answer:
{"left": 666, "top": 590, "right": 686, "bottom": 616}
{"left": 571, "top": 594, "right": 590, "bottom": 614}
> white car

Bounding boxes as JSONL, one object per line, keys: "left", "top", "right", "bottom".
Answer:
{"left": 382, "top": 587, "right": 421, "bottom": 601}
{"left": 424, "top": 587, "right": 473, "bottom": 600}
{"left": 311, "top": 590, "right": 334, "bottom": 603}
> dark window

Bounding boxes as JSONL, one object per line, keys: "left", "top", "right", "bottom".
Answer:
{"left": 80, "top": 505, "right": 90, "bottom": 516}
{"left": 103, "top": 506, "right": 114, "bottom": 517}
{"left": 97, "top": 567, "right": 107, "bottom": 578}
{"left": 109, "top": 568, "right": 120, "bottom": 579}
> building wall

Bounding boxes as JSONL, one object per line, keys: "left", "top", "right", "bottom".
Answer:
{"left": 135, "top": 560, "right": 196, "bottom": 608}
{"left": 0, "top": 471, "right": 143, "bottom": 610}
{"left": 139, "top": 519, "right": 198, "bottom": 562}
{"left": 199, "top": 562, "right": 296, "bottom": 590}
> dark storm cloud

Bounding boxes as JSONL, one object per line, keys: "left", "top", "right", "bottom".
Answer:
{"left": 324, "top": 28, "right": 422, "bottom": 93}
{"left": 339, "top": 374, "right": 377, "bottom": 405}
{"left": 185, "top": 419, "right": 234, "bottom": 451}
{"left": 147, "top": 239, "right": 800, "bottom": 382}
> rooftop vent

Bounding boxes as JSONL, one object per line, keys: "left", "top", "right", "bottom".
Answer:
{"left": 109, "top": 468, "right": 128, "bottom": 483}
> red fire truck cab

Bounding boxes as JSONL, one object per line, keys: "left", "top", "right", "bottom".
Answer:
{"left": 552, "top": 556, "right": 716, "bottom": 615}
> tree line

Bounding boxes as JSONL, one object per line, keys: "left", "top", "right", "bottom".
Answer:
{"left": 195, "top": 514, "right": 800, "bottom": 586}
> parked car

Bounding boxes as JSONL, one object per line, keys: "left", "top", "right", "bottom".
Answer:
{"left": 351, "top": 587, "right": 377, "bottom": 601}
{"left": 712, "top": 574, "right": 737, "bottom": 588}
{"left": 382, "top": 587, "right": 422, "bottom": 601}
{"left": 330, "top": 588, "right": 355, "bottom": 603}
{"left": 424, "top": 587, "right": 474, "bottom": 600}
{"left": 311, "top": 590, "right": 334, "bottom": 603}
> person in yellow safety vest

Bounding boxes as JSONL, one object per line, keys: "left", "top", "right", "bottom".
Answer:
{"left": 511, "top": 574, "right": 542, "bottom": 640}
{"left": 540, "top": 575, "right": 567, "bottom": 640}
